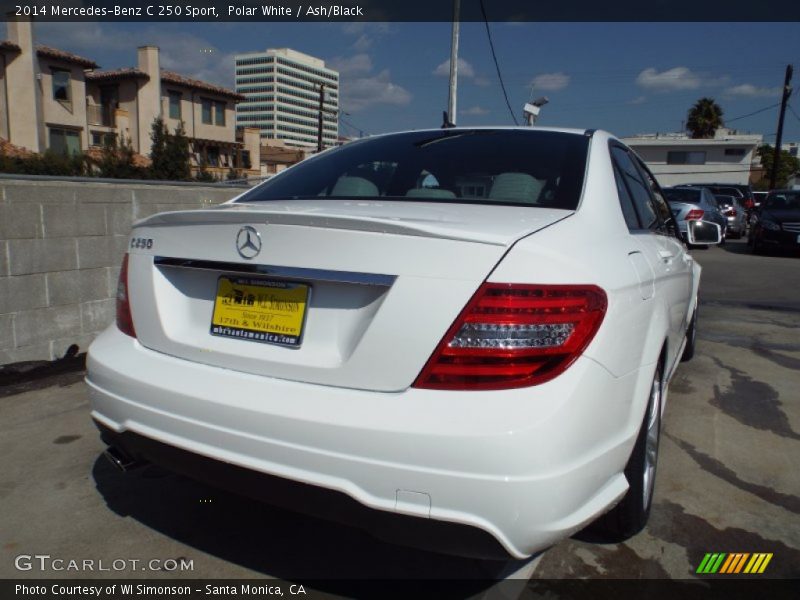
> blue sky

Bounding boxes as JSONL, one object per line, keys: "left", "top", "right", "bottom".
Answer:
{"left": 8, "top": 20, "right": 800, "bottom": 142}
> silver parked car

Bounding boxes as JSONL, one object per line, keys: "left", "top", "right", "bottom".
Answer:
{"left": 713, "top": 194, "right": 747, "bottom": 238}
{"left": 663, "top": 187, "right": 728, "bottom": 243}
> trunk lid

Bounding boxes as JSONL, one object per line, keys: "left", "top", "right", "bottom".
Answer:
{"left": 126, "top": 200, "right": 571, "bottom": 391}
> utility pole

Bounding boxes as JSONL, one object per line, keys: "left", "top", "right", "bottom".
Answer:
{"left": 770, "top": 64, "right": 793, "bottom": 190}
{"left": 317, "top": 83, "right": 326, "bottom": 152}
{"left": 447, "top": 0, "right": 460, "bottom": 126}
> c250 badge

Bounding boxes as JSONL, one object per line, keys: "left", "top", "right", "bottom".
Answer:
{"left": 130, "top": 237, "right": 154, "bottom": 250}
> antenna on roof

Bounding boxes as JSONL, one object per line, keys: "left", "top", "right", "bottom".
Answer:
{"left": 441, "top": 111, "right": 455, "bottom": 129}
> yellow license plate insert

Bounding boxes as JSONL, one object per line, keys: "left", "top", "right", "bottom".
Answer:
{"left": 210, "top": 277, "right": 309, "bottom": 347}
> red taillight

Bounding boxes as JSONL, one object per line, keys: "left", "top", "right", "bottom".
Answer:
{"left": 744, "top": 198, "right": 754, "bottom": 209}
{"left": 726, "top": 208, "right": 737, "bottom": 217}
{"left": 685, "top": 209, "right": 704, "bottom": 220}
{"left": 116, "top": 253, "right": 136, "bottom": 338}
{"left": 413, "top": 283, "right": 607, "bottom": 390}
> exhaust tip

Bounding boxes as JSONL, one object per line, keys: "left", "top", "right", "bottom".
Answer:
{"left": 103, "top": 446, "right": 143, "bottom": 472}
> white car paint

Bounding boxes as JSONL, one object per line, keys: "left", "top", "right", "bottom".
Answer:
{"left": 87, "top": 128, "right": 700, "bottom": 559}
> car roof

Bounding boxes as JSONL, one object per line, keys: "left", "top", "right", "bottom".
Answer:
{"left": 366, "top": 126, "right": 600, "bottom": 139}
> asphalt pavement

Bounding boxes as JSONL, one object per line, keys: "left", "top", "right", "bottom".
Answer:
{"left": 0, "top": 239, "right": 798, "bottom": 595}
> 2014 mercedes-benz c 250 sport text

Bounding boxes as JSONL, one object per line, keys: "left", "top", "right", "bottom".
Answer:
{"left": 87, "top": 128, "right": 719, "bottom": 559}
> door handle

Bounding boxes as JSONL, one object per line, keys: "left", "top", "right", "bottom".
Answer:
{"left": 658, "top": 249, "right": 674, "bottom": 261}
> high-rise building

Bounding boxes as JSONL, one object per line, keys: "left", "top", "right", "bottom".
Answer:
{"left": 235, "top": 48, "right": 339, "bottom": 150}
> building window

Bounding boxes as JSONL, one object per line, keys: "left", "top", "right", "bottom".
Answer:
{"left": 666, "top": 151, "right": 706, "bottom": 165}
{"left": 49, "top": 128, "right": 81, "bottom": 155}
{"left": 52, "top": 69, "right": 71, "bottom": 103}
{"left": 91, "top": 131, "right": 116, "bottom": 147}
{"left": 207, "top": 146, "right": 220, "bottom": 167}
{"left": 724, "top": 148, "right": 746, "bottom": 157}
{"left": 168, "top": 91, "right": 182, "bottom": 120}
{"left": 201, "top": 98, "right": 213, "bottom": 124}
{"left": 201, "top": 98, "right": 226, "bottom": 126}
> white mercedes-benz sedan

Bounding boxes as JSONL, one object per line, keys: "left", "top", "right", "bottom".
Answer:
{"left": 87, "top": 128, "right": 718, "bottom": 559}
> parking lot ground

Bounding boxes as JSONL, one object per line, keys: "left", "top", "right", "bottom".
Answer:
{"left": 0, "top": 240, "right": 798, "bottom": 592}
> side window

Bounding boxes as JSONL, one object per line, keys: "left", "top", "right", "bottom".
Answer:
{"left": 610, "top": 146, "right": 658, "bottom": 230}
{"left": 612, "top": 164, "right": 641, "bottom": 230}
{"left": 633, "top": 156, "right": 672, "bottom": 227}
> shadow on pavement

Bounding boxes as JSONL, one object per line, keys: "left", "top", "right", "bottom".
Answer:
{"left": 91, "top": 456, "right": 521, "bottom": 592}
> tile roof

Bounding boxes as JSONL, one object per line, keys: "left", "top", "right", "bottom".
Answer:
{"left": 0, "top": 40, "right": 21, "bottom": 53}
{"left": 85, "top": 68, "right": 150, "bottom": 82}
{"left": 84, "top": 146, "right": 152, "bottom": 168}
{"left": 161, "top": 70, "right": 244, "bottom": 101}
{"left": 0, "top": 137, "right": 35, "bottom": 158}
{"left": 36, "top": 45, "right": 99, "bottom": 68}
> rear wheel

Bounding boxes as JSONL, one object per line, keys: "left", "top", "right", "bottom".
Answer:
{"left": 751, "top": 231, "right": 764, "bottom": 255}
{"left": 589, "top": 361, "right": 663, "bottom": 541}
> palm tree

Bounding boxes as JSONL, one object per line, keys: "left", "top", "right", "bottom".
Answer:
{"left": 686, "top": 98, "right": 724, "bottom": 139}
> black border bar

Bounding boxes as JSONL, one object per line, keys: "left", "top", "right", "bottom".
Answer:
{"left": 1, "top": 0, "right": 799, "bottom": 22}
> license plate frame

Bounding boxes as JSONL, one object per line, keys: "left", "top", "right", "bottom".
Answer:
{"left": 209, "top": 276, "right": 311, "bottom": 348}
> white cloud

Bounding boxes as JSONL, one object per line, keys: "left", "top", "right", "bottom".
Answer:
{"left": 341, "top": 22, "right": 390, "bottom": 52}
{"left": 433, "top": 58, "right": 475, "bottom": 79}
{"left": 635, "top": 67, "right": 704, "bottom": 92}
{"left": 352, "top": 34, "right": 372, "bottom": 51}
{"left": 530, "top": 72, "right": 570, "bottom": 92}
{"left": 461, "top": 106, "right": 489, "bottom": 116}
{"left": 328, "top": 53, "right": 373, "bottom": 76}
{"left": 329, "top": 48, "right": 410, "bottom": 113}
{"left": 723, "top": 84, "right": 782, "bottom": 98}
{"left": 344, "top": 69, "right": 411, "bottom": 112}
{"left": 629, "top": 96, "right": 647, "bottom": 105}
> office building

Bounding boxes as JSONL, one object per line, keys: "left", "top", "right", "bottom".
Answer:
{"left": 235, "top": 48, "right": 339, "bottom": 150}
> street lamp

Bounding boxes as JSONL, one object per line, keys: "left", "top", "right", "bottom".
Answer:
{"left": 523, "top": 96, "right": 549, "bottom": 126}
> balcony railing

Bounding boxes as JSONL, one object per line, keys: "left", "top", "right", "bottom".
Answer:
{"left": 87, "top": 105, "right": 114, "bottom": 127}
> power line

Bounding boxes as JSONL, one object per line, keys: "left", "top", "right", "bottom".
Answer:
{"left": 725, "top": 102, "right": 781, "bottom": 123}
{"left": 788, "top": 103, "right": 800, "bottom": 124}
{"left": 479, "top": 0, "right": 518, "bottom": 126}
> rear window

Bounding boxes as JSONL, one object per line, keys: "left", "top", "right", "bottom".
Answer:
{"left": 237, "top": 129, "right": 590, "bottom": 209}
{"left": 711, "top": 187, "right": 743, "bottom": 197}
{"left": 664, "top": 188, "right": 701, "bottom": 203}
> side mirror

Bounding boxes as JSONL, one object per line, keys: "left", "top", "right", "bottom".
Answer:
{"left": 687, "top": 220, "right": 722, "bottom": 245}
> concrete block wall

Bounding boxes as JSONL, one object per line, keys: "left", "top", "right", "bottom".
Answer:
{"left": 0, "top": 178, "right": 241, "bottom": 364}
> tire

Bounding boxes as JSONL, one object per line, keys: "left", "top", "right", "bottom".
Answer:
{"left": 589, "top": 361, "right": 663, "bottom": 541}
{"left": 751, "top": 233, "right": 763, "bottom": 255}
{"left": 681, "top": 310, "right": 697, "bottom": 362}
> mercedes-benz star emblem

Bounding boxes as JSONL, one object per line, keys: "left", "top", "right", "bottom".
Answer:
{"left": 236, "top": 226, "right": 262, "bottom": 259}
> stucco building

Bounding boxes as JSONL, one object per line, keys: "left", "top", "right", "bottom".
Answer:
{"left": 0, "top": 20, "right": 259, "bottom": 179}
{"left": 622, "top": 129, "right": 763, "bottom": 188}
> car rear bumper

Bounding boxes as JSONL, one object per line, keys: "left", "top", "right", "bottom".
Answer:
{"left": 87, "top": 326, "right": 649, "bottom": 558}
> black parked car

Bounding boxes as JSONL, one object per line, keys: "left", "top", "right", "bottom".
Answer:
{"left": 748, "top": 190, "right": 800, "bottom": 254}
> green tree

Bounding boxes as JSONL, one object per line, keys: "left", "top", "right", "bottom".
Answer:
{"left": 195, "top": 157, "right": 216, "bottom": 182}
{"left": 754, "top": 144, "right": 800, "bottom": 190}
{"left": 148, "top": 117, "right": 169, "bottom": 179}
{"left": 686, "top": 98, "right": 724, "bottom": 139}
{"left": 165, "top": 122, "right": 192, "bottom": 181}
{"left": 148, "top": 117, "right": 191, "bottom": 181}
{"left": 98, "top": 134, "right": 144, "bottom": 179}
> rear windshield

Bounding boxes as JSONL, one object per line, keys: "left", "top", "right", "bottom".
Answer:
{"left": 237, "top": 129, "right": 590, "bottom": 209}
{"left": 710, "top": 187, "right": 744, "bottom": 197}
{"left": 664, "top": 188, "right": 701, "bottom": 203}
